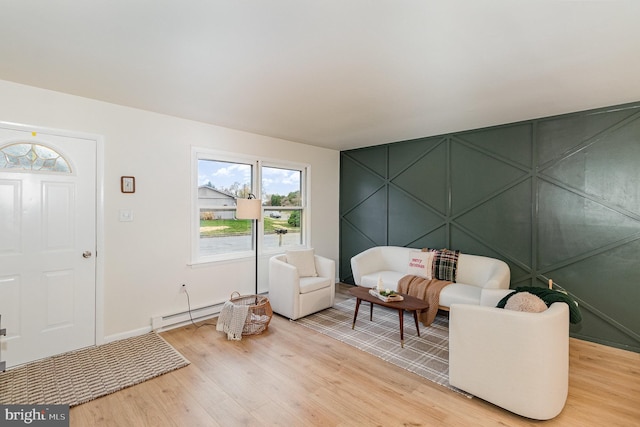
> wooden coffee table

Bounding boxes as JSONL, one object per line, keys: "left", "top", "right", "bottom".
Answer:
{"left": 349, "top": 286, "right": 431, "bottom": 348}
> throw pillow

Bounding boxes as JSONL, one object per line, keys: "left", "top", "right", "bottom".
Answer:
{"left": 496, "top": 286, "right": 582, "bottom": 324}
{"left": 504, "top": 292, "right": 548, "bottom": 313}
{"left": 407, "top": 250, "right": 434, "bottom": 279}
{"left": 432, "top": 249, "right": 460, "bottom": 282}
{"left": 286, "top": 249, "right": 318, "bottom": 277}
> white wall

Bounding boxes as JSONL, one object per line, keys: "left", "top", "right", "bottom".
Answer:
{"left": 0, "top": 79, "right": 340, "bottom": 339}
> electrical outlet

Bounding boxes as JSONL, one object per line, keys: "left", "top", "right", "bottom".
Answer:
{"left": 180, "top": 284, "right": 187, "bottom": 293}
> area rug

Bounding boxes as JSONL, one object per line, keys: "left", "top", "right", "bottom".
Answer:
{"left": 0, "top": 332, "right": 190, "bottom": 406}
{"left": 296, "top": 298, "right": 471, "bottom": 397}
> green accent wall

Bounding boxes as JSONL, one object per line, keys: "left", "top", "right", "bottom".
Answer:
{"left": 340, "top": 101, "right": 640, "bottom": 352}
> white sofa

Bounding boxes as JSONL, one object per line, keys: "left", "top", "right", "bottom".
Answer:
{"left": 350, "top": 246, "right": 511, "bottom": 308}
{"left": 449, "top": 302, "right": 569, "bottom": 420}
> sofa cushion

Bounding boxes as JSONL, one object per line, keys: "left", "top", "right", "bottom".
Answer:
{"left": 407, "top": 250, "right": 434, "bottom": 279}
{"left": 361, "top": 271, "right": 406, "bottom": 291}
{"left": 299, "top": 276, "right": 331, "bottom": 294}
{"left": 286, "top": 249, "right": 317, "bottom": 277}
{"left": 439, "top": 283, "right": 482, "bottom": 306}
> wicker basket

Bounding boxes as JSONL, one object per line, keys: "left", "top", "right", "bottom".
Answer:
{"left": 229, "top": 292, "right": 273, "bottom": 335}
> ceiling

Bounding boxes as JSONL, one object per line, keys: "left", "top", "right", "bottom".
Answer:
{"left": 1, "top": 1, "right": 639, "bottom": 151}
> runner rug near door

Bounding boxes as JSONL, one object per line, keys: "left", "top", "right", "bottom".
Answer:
{"left": 296, "top": 298, "right": 471, "bottom": 397}
{"left": 0, "top": 332, "right": 189, "bottom": 406}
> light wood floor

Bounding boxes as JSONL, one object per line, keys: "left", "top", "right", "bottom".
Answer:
{"left": 71, "top": 284, "right": 640, "bottom": 426}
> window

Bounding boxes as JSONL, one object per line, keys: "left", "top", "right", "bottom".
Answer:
{"left": 261, "top": 165, "right": 304, "bottom": 251}
{"left": 196, "top": 157, "right": 255, "bottom": 261}
{"left": 0, "top": 143, "right": 71, "bottom": 172}
{"left": 192, "top": 149, "right": 308, "bottom": 264}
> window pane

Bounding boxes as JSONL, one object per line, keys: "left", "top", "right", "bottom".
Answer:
{"left": 198, "top": 160, "right": 253, "bottom": 199}
{"left": 199, "top": 209, "right": 254, "bottom": 255}
{"left": 262, "top": 166, "right": 301, "bottom": 207}
{"left": 263, "top": 209, "right": 302, "bottom": 250}
{"left": 0, "top": 143, "right": 71, "bottom": 173}
{"left": 198, "top": 159, "right": 254, "bottom": 257}
{"left": 262, "top": 165, "right": 303, "bottom": 251}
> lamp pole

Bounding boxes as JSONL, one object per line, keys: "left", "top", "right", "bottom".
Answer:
{"left": 253, "top": 217, "right": 258, "bottom": 294}
{"left": 236, "top": 194, "right": 262, "bottom": 295}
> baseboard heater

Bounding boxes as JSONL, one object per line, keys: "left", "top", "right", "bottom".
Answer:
{"left": 151, "top": 301, "right": 226, "bottom": 332}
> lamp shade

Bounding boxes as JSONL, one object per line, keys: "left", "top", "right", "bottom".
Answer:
{"left": 236, "top": 198, "right": 261, "bottom": 220}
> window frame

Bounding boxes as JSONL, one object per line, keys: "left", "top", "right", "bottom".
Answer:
{"left": 260, "top": 160, "right": 310, "bottom": 255}
{"left": 190, "top": 147, "right": 310, "bottom": 265}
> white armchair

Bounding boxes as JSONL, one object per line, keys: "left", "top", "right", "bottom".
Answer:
{"left": 268, "top": 251, "right": 335, "bottom": 320}
{"left": 449, "top": 302, "right": 569, "bottom": 420}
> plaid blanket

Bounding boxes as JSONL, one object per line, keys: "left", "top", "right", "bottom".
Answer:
{"left": 430, "top": 249, "right": 460, "bottom": 282}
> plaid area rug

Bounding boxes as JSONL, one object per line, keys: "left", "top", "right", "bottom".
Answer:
{"left": 0, "top": 332, "right": 189, "bottom": 406}
{"left": 296, "top": 298, "right": 471, "bottom": 397}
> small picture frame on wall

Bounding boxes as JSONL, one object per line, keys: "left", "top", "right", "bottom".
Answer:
{"left": 121, "top": 176, "right": 135, "bottom": 193}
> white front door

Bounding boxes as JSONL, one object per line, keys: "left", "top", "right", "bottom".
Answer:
{"left": 0, "top": 124, "right": 96, "bottom": 368}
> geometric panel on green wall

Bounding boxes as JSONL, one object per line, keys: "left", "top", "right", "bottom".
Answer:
{"left": 410, "top": 226, "right": 447, "bottom": 250}
{"left": 450, "top": 225, "right": 530, "bottom": 287}
{"left": 543, "top": 115, "right": 640, "bottom": 215}
{"left": 391, "top": 142, "right": 447, "bottom": 214}
{"left": 508, "top": 267, "right": 534, "bottom": 287}
{"left": 388, "top": 136, "right": 444, "bottom": 177}
{"left": 544, "top": 238, "right": 640, "bottom": 342}
{"left": 450, "top": 140, "right": 528, "bottom": 215}
{"left": 343, "top": 145, "right": 387, "bottom": 178}
{"left": 537, "top": 105, "right": 639, "bottom": 166}
{"left": 570, "top": 308, "right": 640, "bottom": 352}
{"left": 343, "top": 187, "right": 387, "bottom": 246}
{"left": 455, "top": 179, "right": 532, "bottom": 267}
{"left": 457, "top": 123, "right": 532, "bottom": 168}
{"left": 449, "top": 225, "right": 504, "bottom": 256}
{"left": 388, "top": 187, "right": 444, "bottom": 247}
{"left": 538, "top": 180, "right": 640, "bottom": 268}
{"left": 340, "top": 154, "right": 385, "bottom": 212}
{"left": 340, "top": 220, "right": 381, "bottom": 282}
{"left": 340, "top": 100, "right": 640, "bottom": 352}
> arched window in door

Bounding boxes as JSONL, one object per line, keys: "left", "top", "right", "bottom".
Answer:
{"left": 0, "top": 143, "right": 71, "bottom": 173}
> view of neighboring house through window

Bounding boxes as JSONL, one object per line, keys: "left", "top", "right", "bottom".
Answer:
{"left": 194, "top": 150, "right": 307, "bottom": 263}
{"left": 197, "top": 159, "right": 254, "bottom": 260}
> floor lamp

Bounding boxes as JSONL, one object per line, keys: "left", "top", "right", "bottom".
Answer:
{"left": 236, "top": 194, "right": 262, "bottom": 295}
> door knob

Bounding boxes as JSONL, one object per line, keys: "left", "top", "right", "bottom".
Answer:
{"left": 82, "top": 251, "right": 92, "bottom": 258}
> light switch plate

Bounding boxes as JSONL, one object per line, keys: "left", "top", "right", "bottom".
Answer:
{"left": 119, "top": 209, "right": 134, "bottom": 222}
